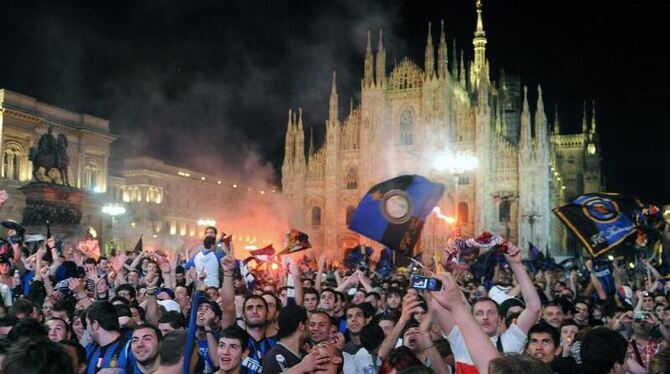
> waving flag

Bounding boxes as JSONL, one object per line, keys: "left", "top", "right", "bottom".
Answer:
{"left": 553, "top": 193, "right": 643, "bottom": 257}
{"left": 249, "top": 245, "right": 275, "bottom": 262}
{"left": 349, "top": 175, "right": 444, "bottom": 256}
{"left": 343, "top": 245, "right": 373, "bottom": 270}
{"left": 183, "top": 290, "right": 200, "bottom": 373}
{"left": 278, "top": 229, "right": 311, "bottom": 255}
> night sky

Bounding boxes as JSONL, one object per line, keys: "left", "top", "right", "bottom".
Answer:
{"left": 0, "top": 1, "right": 668, "bottom": 204}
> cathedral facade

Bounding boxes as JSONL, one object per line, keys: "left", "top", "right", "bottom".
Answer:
{"left": 282, "top": 3, "right": 602, "bottom": 260}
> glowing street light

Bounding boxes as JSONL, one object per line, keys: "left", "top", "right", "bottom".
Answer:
{"left": 432, "top": 150, "right": 479, "bottom": 173}
{"left": 102, "top": 204, "right": 126, "bottom": 216}
{"left": 102, "top": 203, "right": 126, "bottom": 254}
{"left": 197, "top": 218, "right": 216, "bottom": 227}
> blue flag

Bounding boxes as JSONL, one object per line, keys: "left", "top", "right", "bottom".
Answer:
{"left": 183, "top": 290, "right": 200, "bottom": 373}
{"left": 553, "top": 193, "right": 643, "bottom": 257}
{"left": 348, "top": 175, "right": 445, "bottom": 256}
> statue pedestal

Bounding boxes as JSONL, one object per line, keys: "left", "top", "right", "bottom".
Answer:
{"left": 18, "top": 183, "right": 85, "bottom": 237}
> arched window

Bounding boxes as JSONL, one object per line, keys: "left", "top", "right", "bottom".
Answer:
{"left": 83, "top": 159, "right": 101, "bottom": 191}
{"left": 311, "top": 206, "right": 322, "bottom": 226}
{"left": 399, "top": 110, "right": 413, "bottom": 145}
{"left": 2, "top": 142, "right": 24, "bottom": 180}
{"left": 346, "top": 168, "right": 358, "bottom": 189}
{"left": 458, "top": 202, "right": 469, "bottom": 224}
{"left": 346, "top": 206, "right": 355, "bottom": 225}
{"left": 499, "top": 199, "right": 511, "bottom": 222}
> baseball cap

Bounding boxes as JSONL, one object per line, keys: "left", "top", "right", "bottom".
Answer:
{"left": 617, "top": 285, "right": 633, "bottom": 305}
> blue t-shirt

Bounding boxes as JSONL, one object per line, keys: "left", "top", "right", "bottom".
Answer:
{"left": 85, "top": 335, "right": 135, "bottom": 374}
{"left": 198, "top": 332, "right": 220, "bottom": 374}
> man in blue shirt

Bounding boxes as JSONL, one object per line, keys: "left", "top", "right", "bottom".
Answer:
{"left": 85, "top": 300, "right": 135, "bottom": 373}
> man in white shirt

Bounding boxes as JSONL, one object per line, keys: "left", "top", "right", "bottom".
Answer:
{"left": 184, "top": 236, "right": 224, "bottom": 288}
{"left": 438, "top": 242, "right": 541, "bottom": 373}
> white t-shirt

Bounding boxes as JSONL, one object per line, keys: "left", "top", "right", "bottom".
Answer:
{"left": 446, "top": 324, "right": 527, "bottom": 374}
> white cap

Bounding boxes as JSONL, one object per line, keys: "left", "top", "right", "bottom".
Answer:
{"left": 158, "top": 299, "right": 181, "bottom": 313}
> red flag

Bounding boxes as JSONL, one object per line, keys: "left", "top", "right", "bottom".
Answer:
{"left": 249, "top": 245, "right": 275, "bottom": 262}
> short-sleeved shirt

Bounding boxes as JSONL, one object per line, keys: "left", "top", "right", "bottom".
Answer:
{"left": 260, "top": 343, "right": 303, "bottom": 374}
{"left": 243, "top": 336, "right": 276, "bottom": 374}
{"left": 85, "top": 335, "right": 135, "bottom": 374}
{"left": 446, "top": 324, "right": 527, "bottom": 374}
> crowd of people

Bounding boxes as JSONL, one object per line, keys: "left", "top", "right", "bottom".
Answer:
{"left": 1, "top": 192, "right": 670, "bottom": 373}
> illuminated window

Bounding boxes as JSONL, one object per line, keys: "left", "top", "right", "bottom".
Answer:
{"left": 311, "top": 207, "right": 322, "bottom": 226}
{"left": 2, "top": 142, "right": 24, "bottom": 180}
{"left": 458, "top": 202, "right": 469, "bottom": 223}
{"left": 83, "top": 159, "right": 101, "bottom": 191}
{"left": 399, "top": 110, "right": 413, "bottom": 145}
{"left": 346, "top": 168, "right": 358, "bottom": 189}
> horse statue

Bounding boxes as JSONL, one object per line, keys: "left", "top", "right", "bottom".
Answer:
{"left": 28, "top": 127, "right": 70, "bottom": 186}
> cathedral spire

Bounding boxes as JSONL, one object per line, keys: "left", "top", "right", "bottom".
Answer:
{"left": 295, "top": 108, "right": 305, "bottom": 165}
{"left": 329, "top": 71, "right": 339, "bottom": 125}
{"left": 520, "top": 86, "right": 531, "bottom": 149}
{"left": 364, "top": 31, "right": 373, "bottom": 87}
{"left": 375, "top": 30, "right": 386, "bottom": 86}
{"left": 424, "top": 22, "right": 435, "bottom": 79}
{"left": 591, "top": 100, "right": 597, "bottom": 134}
{"left": 472, "top": 0, "right": 488, "bottom": 83}
{"left": 553, "top": 103, "right": 560, "bottom": 135}
{"left": 284, "top": 108, "right": 294, "bottom": 162}
{"left": 581, "top": 101, "right": 588, "bottom": 133}
{"left": 451, "top": 38, "right": 458, "bottom": 78}
{"left": 459, "top": 50, "right": 466, "bottom": 87}
{"left": 308, "top": 126, "right": 314, "bottom": 157}
{"left": 534, "top": 85, "right": 547, "bottom": 145}
{"left": 438, "top": 20, "right": 448, "bottom": 79}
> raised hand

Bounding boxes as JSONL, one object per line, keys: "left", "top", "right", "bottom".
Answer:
{"left": 0, "top": 190, "right": 8, "bottom": 206}
{"left": 429, "top": 273, "right": 462, "bottom": 312}
{"left": 503, "top": 242, "right": 522, "bottom": 265}
{"left": 145, "top": 270, "right": 159, "bottom": 288}
{"left": 220, "top": 256, "right": 235, "bottom": 274}
{"left": 399, "top": 293, "right": 422, "bottom": 324}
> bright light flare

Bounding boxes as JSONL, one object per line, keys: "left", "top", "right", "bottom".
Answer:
{"left": 197, "top": 218, "right": 216, "bottom": 227}
{"left": 270, "top": 263, "right": 279, "bottom": 271}
{"left": 102, "top": 204, "right": 126, "bottom": 216}
{"left": 432, "top": 151, "right": 479, "bottom": 173}
{"left": 432, "top": 207, "right": 456, "bottom": 225}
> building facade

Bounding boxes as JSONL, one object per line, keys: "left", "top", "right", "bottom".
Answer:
{"left": 106, "top": 156, "right": 282, "bottom": 253}
{"left": 281, "top": 3, "right": 602, "bottom": 260}
{"left": 0, "top": 89, "right": 115, "bottom": 231}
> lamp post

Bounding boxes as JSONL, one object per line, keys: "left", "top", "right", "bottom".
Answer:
{"left": 102, "top": 203, "right": 126, "bottom": 252}
{"left": 430, "top": 149, "right": 478, "bottom": 251}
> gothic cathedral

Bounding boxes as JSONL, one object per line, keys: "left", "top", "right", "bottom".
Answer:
{"left": 282, "top": 2, "right": 602, "bottom": 261}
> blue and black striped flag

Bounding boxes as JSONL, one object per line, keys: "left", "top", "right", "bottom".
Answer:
{"left": 553, "top": 193, "right": 643, "bottom": 257}
{"left": 348, "top": 175, "right": 444, "bottom": 256}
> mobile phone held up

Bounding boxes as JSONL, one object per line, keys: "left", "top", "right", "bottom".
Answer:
{"left": 410, "top": 274, "right": 443, "bottom": 291}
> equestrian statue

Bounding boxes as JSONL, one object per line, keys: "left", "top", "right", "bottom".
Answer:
{"left": 28, "top": 126, "right": 70, "bottom": 186}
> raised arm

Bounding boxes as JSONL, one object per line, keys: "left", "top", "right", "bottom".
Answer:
{"left": 219, "top": 256, "right": 236, "bottom": 328}
{"left": 505, "top": 243, "right": 541, "bottom": 334}
{"left": 585, "top": 259, "right": 607, "bottom": 301}
{"left": 314, "top": 254, "right": 325, "bottom": 292}
{"left": 144, "top": 270, "right": 160, "bottom": 326}
{"left": 431, "top": 273, "right": 500, "bottom": 374}
{"left": 378, "top": 293, "right": 422, "bottom": 360}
